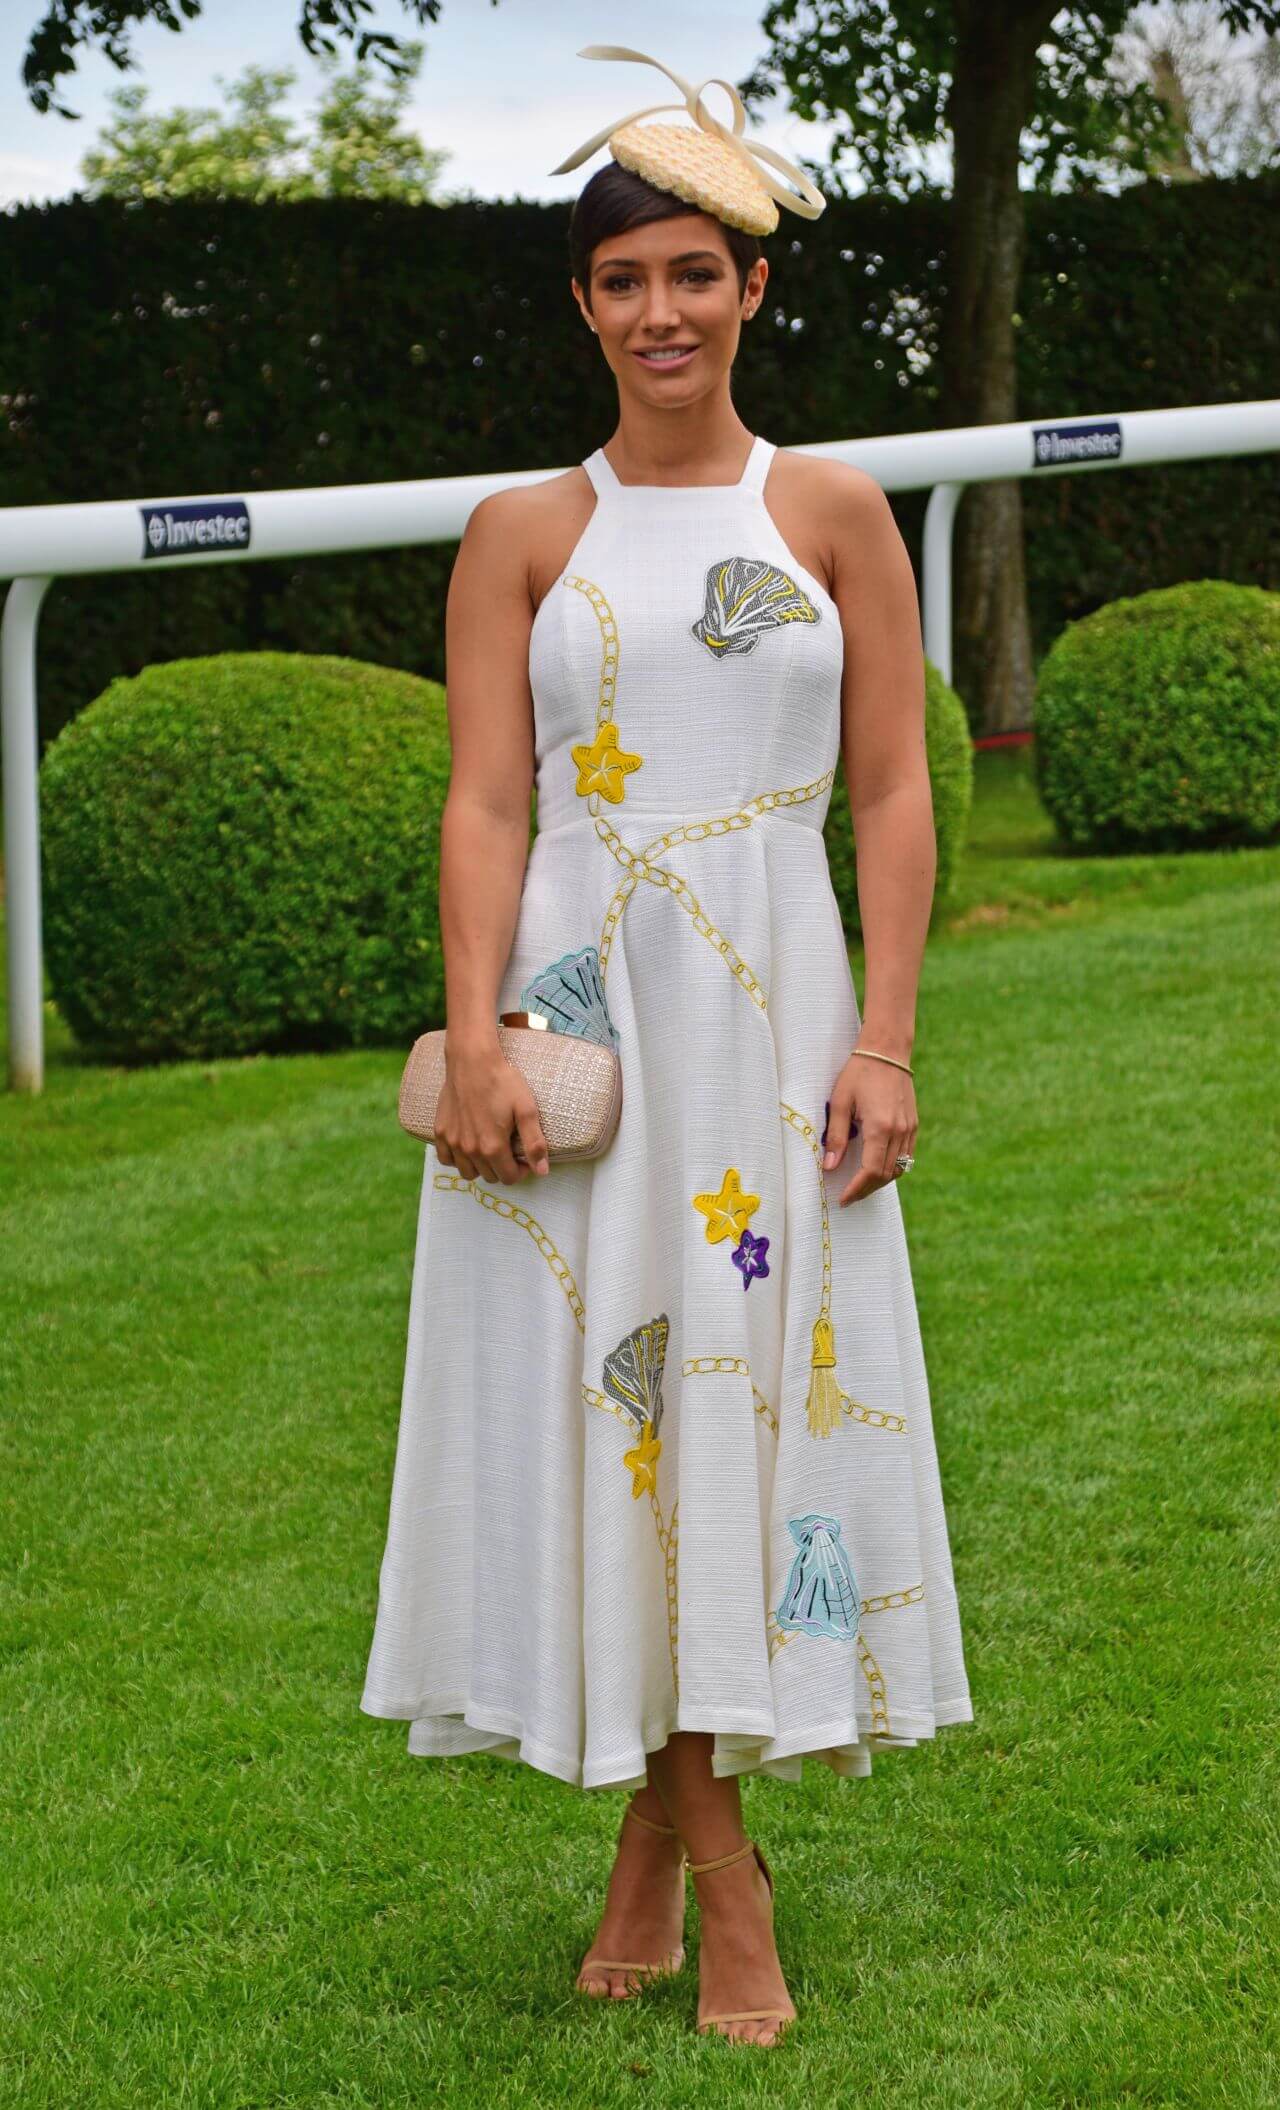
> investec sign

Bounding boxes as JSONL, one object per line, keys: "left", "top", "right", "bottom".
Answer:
{"left": 140, "top": 498, "right": 251, "bottom": 560}
{"left": 1031, "top": 419, "right": 1123, "bottom": 469}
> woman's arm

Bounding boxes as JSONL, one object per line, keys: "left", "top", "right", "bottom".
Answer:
{"left": 432, "top": 488, "right": 551, "bottom": 1185}
{"left": 825, "top": 466, "right": 934, "bottom": 1203}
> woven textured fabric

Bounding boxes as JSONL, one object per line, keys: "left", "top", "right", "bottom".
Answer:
{"left": 360, "top": 433, "right": 974, "bottom": 1791}
{"left": 398, "top": 1022, "right": 622, "bottom": 1162}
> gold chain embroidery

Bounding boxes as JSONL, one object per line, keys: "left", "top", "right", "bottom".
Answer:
{"left": 646, "top": 770, "right": 837, "bottom": 854}
{"left": 594, "top": 812, "right": 769, "bottom": 1009}
{"left": 565, "top": 577, "right": 643, "bottom": 806}
{"left": 682, "top": 1355, "right": 779, "bottom": 1437}
{"left": 433, "top": 1173, "right": 585, "bottom": 1330}
{"left": 566, "top": 575, "right": 619, "bottom": 740}
{"left": 594, "top": 767, "right": 836, "bottom": 997}
{"left": 581, "top": 1381, "right": 626, "bottom": 1424}
{"left": 766, "top": 1605, "right": 915, "bottom": 1734}
{"left": 582, "top": 1379, "right": 679, "bottom": 1696}
{"left": 777, "top": 1103, "right": 908, "bottom": 1435}
{"left": 861, "top": 1583, "right": 925, "bottom": 1615}
{"left": 858, "top": 1637, "right": 890, "bottom": 1732}
{"left": 753, "top": 1387, "right": 780, "bottom": 1437}
{"left": 779, "top": 1103, "right": 834, "bottom": 1318}
{"left": 658, "top": 1494, "right": 680, "bottom": 1699}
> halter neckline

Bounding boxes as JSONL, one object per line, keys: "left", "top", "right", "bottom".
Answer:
{"left": 584, "top": 433, "right": 773, "bottom": 498}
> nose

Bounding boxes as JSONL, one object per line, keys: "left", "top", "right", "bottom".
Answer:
{"left": 640, "top": 291, "right": 684, "bottom": 332}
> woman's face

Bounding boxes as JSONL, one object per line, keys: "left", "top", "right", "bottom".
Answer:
{"left": 574, "top": 214, "right": 767, "bottom": 400}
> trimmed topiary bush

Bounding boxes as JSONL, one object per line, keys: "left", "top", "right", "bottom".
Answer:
{"left": 40, "top": 651, "right": 467, "bottom": 1061}
{"left": 823, "top": 657, "right": 973, "bottom": 934}
{"left": 1033, "top": 581, "right": 1280, "bottom": 853}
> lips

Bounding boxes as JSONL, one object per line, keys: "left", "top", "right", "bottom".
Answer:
{"left": 633, "top": 346, "right": 698, "bottom": 371}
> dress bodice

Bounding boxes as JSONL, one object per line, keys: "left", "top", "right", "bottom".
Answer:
{"left": 528, "top": 434, "right": 845, "bottom": 839}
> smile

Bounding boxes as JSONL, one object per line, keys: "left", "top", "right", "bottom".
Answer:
{"left": 633, "top": 346, "right": 698, "bottom": 370}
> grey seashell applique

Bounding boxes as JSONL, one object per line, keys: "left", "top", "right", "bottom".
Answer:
{"left": 602, "top": 1314, "right": 670, "bottom": 1436}
{"left": 691, "top": 556, "right": 821, "bottom": 659}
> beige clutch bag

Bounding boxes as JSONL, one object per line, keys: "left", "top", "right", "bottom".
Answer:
{"left": 398, "top": 1011, "right": 623, "bottom": 1164}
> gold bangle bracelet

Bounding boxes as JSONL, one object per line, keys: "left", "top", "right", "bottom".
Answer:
{"left": 852, "top": 1046, "right": 914, "bottom": 1076}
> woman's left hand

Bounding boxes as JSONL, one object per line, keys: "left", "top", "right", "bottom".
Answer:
{"left": 822, "top": 1048, "right": 917, "bottom": 1207}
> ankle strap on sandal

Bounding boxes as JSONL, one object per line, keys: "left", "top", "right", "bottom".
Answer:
{"left": 624, "top": 1802, "right": 679, "bottom": 1838}
{"left": 687, "top": 1838, "right": 757, "bottom": 1876}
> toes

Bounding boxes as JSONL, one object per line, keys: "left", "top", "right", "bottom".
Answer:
{"left": 578, "top": 1965, "right": 641, "bottom": 1999}
{"left": 705, "top": 2015, "right": 787, "bottom": 2045}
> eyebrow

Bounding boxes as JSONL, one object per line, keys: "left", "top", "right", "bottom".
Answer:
{"left": 593, "top": 250, "right": 724, "bottom": 276}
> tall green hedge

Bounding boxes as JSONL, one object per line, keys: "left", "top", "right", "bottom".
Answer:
{"left": 39, "top": 652, "right": 454, "bottom": 1059}
{"left": 2, "top": 171, "right": 1276, "bottom": 751}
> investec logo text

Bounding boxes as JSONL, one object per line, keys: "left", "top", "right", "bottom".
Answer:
{"left": 1031, "top": 420, "right": 1123, "bottom": 468}
{"left": 140, "top": 498, "right": 251, "bottom": 559}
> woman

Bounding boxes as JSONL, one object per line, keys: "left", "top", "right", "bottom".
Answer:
{"left": 362, "top": 46, "right": 973, "bottom": 2047}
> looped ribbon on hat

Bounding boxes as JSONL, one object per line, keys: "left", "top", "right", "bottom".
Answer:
{"left": 549, "top": 44, "right": 826, "bottom": 222}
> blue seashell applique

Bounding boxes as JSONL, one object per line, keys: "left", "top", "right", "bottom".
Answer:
{"left": 691, "top": 557, "right": 821, "bottom": 659}
{"left": 775, "top": 1513, "right": 860, "bottom": 1640}
{"left": 520, "top": 943, "right": 620, "bottom": 1048}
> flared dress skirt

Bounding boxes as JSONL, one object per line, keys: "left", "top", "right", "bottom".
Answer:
{"left": 360, "top": 434, "right": 974, "bottom": 1789}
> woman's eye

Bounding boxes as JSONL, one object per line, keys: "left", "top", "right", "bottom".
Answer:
{"left": 604, "top": 270, "right": 715, "bottom": 291}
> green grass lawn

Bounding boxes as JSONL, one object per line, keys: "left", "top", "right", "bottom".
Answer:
{"left": 2, "top": 750, "right": 1278, "bottom": 2107}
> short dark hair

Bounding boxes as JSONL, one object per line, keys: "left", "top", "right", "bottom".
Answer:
{"left": 569, "top": 161, "right": 763, "bottom": 311}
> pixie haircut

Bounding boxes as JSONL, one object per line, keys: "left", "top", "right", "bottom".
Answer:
{"left": 569, "top": 161, "right": 763, "bottom": 310}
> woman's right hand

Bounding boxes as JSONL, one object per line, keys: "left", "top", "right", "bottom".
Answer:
{"left": 432, "top": 1038, "right": 551, "bottom": 1184}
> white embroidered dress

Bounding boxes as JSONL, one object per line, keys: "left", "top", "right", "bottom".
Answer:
{"left": 361, "top": 434, "right": 973, "bottom": 1790}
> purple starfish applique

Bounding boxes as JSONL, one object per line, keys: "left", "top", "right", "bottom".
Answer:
{"left": 731, "top": 1227, "right": 771, "bottom": 1290}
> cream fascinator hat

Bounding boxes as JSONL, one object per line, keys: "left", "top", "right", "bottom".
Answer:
{"left": 549, "top": 44, "right": 826, "bottom": 237}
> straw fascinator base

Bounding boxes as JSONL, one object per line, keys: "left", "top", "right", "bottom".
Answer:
{"left": 550, "top": 44, "right": 826, "bottom": 236}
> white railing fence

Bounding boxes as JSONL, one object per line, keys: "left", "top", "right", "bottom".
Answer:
{"left": 4, "top": 398, "right": 1278, "bottom": 1092}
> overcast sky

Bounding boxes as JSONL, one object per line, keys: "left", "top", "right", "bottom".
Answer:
{"left": 2, "top": 0, "right": 850, "bottom": 211}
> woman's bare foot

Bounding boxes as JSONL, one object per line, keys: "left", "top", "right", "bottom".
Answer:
{"left": 575, "top": 1793, "right": 688, "bottom": 1999}
{"left": 692, "top": 1846, "right": 796, "bottom": 2046}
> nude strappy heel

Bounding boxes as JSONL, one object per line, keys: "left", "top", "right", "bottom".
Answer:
{"left": 687, "top": 1837, "right": 796, "bottom": 2043}
{"left": 575, "top": 1801, "right": 688, "bottom": 1996}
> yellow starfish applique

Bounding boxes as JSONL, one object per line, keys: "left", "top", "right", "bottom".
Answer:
{"left": 622, "top": 1424, "right": 662, "bottom": 1499}
{"left": 691, "top": 1167, "right": 761, "bottom": 1245}
{"left": 571, "top": 720, "right": 644, "bottom": 803}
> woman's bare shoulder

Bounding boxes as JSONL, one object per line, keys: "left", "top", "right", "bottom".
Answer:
{"left": 772, "top": 444, "right": 891, "bottom": 521}
{"left": 460, "top": 465, "right": 597, "bottom": 615}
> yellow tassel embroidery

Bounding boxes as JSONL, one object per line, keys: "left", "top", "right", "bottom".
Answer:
{"left": 571, "top": 720, "right": 644, "bottom": 803}
{"left": 780, "top": 1102, "right": 888, "bottom": 1441}
{"left": 691, "top": 1167, "right": 760, "bottom": 1245}
{"left": 806, "top": 1314, "right": 847, "bottom": 1439}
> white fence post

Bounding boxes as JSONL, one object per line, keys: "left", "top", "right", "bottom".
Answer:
{"left": 2, "top": 576, "right": 53, "bottom": 1092}
{"left": 922, "top": 481, "right": 964, "bottom": 685}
